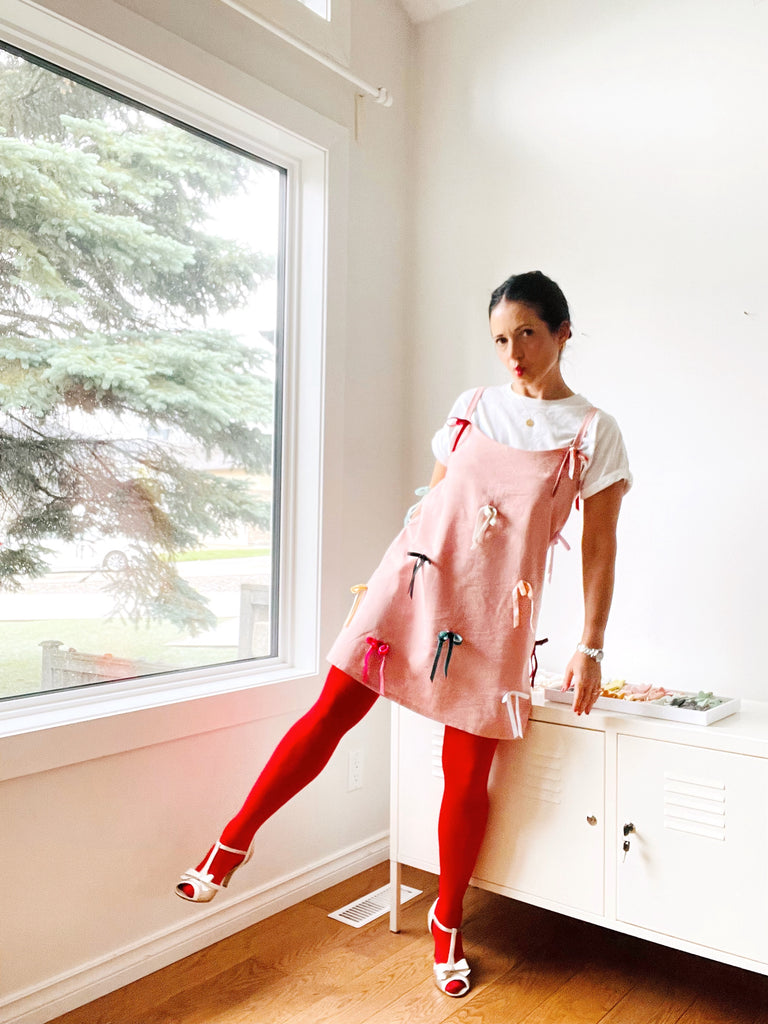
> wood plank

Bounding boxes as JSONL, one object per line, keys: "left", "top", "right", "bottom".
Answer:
{"left": 282, "top": 929, "right": 436, "bottom": 1024}
{"left": 48, "top": 870, "right": 768, "bottom": 1024}
{"left": 515, "top": 961, "right": 633, "bottom": 1024}
{"left": 597, "top": 977, "right": 696, "bottom": 1024}
{"left": 438, "top": 955, "right": 582, "bottom": 1024}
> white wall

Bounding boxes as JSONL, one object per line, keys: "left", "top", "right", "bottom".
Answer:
{"left": 6, "top": 0, "right": 768, "bottom": 1019}
{"left": 408, "top": 0, "right": 768, "bottom": 697}
{"left": 0, "top": 2, "right": 413, "bottom": 1021}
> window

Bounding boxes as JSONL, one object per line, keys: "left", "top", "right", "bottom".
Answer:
{"left": 0, "top": 44, "right": 286, "bottom": 700}
{"left": 297, "top": 0, "right": 329, "bottom": 17}
{"left": 224, "top": 0, "right": 351, "bottom": 65}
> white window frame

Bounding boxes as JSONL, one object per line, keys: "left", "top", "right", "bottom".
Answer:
{"left": 0, "top": 0, "right": 349, "bottom": 755}
{"left": 221, "top": 0, "right": 351, "bottom": 65}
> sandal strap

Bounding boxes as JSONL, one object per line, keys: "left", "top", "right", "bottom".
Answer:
{"left": 198, "top": 839, "right": 249, "bottom": 878}
{"left": 177, "top": 868, "right": 223, "bottom": 894}
{"left": 429, "top": 911, "right": 455, "bottom": 937}
{"left": 429, "top": 900, "right": 462, "bottom": 968}
{"left": 215, "top": 841, "right": 249, "bottom": 856}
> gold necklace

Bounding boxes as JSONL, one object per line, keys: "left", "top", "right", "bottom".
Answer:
{"left": 515, "top": 393, "right": 537, "bottom": 427}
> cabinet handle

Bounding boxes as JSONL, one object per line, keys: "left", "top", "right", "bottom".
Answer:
{"left": 623, "top": 822, "right": 635, "bottom": 836}
{"left": 586, "top": 815, "right": 597, "bottom": 826}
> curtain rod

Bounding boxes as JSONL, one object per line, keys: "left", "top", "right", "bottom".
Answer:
{"left": 218, "top": 0, "right": 394, "bottom": 106}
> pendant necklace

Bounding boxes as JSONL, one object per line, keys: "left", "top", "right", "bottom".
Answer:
{"left": 515, "top": 391, "right": 537, "bottom": 427}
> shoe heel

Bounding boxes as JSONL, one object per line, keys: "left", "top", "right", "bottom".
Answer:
{"left": 222, "top": 842, "right": 253, "bottom": 888}
{"left": 175, "top": 840, "right": 252, "bottom": 903}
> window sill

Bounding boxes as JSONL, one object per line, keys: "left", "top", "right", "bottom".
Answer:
{"left": 0, "top": 660, "right": 320, "bottom": 782}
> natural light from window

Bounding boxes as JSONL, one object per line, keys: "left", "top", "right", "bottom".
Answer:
{"left": 296, "top": 0, "right": 329, "bottom": 19}
{"left": 0, "top": 45, "right": 285, "bottom": 700}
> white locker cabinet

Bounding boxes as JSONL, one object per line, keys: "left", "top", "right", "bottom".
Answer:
{"left": 391, "top": 709, "right": 443, "bottom": 871}
{"left": 390, "top": 697, "right": 768, "bottom": 975}
{"left": 473, "top": 721, "right": 604, "bottom": 916}
{"left": 617, "top": 734, "right": 768, "bottom": 965}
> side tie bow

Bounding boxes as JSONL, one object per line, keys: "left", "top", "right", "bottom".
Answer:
{"left": 447, "top": 416, "right": 471, "bottom": 452}
{"left": 546, "top": 532, "right": 571, "bottom": 582}
{"left": 552, "top": 441, "right": 589, "bottom": 499}
{"left": 502, "top": 689, "right": 531, "bottom": 739}
{"left": 430, "top": 630, "right": 463, "bottom": 681}
{"left": 362, "top": 636, "right": 390, "bottom": 695}
{"left": 529, "top": 637, "right": 549, "bottom": 687}
{"left": 345, "top": 584, "right": 368, "bottom": 627}
{"left": 471, "top": 504, "right": 498, "bottom": 549}
{"left": 512, "top": 580, "right": 534, "bottom": 630}
{"left": 407, "top": 552, "right": 432, "bottom": 597}
{"left": 404, "top": 486, "right": 430, "bottom": 526}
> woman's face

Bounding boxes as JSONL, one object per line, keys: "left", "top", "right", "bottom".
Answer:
{"left": 490, "top": 299, "right": 570, "bottom": 399}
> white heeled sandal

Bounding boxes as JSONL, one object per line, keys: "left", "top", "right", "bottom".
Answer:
{"left": 428, "top": 899, "right": 471, "bottom": 997}
{"left": 176, "top": 840, "right": 252, "bottom": 903}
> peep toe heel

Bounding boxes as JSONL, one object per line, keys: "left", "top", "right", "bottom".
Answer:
{"left": 427, "top": 899, "right": 471, "bottom": 997}
{"left": 176, "top": 840, "right": 252, "bottom": 903}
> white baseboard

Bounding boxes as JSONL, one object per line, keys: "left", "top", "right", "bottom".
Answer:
{"left": 3, "top": 833, "right": 389, "bottom": 1024}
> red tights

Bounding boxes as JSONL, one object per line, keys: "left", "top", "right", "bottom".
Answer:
{"left": 186, "top": 666, "right": 498, "bottom": 966}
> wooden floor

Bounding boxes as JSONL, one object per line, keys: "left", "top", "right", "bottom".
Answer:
{"left": 52, "top": 862, "right": 768, "bottom": 1024}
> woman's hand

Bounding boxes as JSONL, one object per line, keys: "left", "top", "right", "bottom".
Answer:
{"left": 562, "top": 649, "right": 602, "bottom": 715}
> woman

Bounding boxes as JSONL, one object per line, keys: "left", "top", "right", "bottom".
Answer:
{"left": 176, "top": 271, "right": 631, "bottom": 998}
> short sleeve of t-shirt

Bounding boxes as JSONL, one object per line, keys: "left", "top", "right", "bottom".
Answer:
{"left": 430, "top": 385, "right": 631, "bottom": 500}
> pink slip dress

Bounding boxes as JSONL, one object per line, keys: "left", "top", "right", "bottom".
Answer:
{"left": 327, "top": 388, "right": 596, "bottom": 740}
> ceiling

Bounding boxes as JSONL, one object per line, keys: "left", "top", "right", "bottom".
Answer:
{"left": 398, "top": 0, "right": 476, "bottom": 24}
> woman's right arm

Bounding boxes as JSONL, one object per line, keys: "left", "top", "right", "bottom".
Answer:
{"left": 429, "top": 461, "right": 447, "bottom": 488}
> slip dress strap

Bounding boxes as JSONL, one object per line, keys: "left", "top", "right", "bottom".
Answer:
{"left": 573, "top": 406, "right": 598, "bottom": 449}
{"left": 552, "top": 406, "right": 598, "bottom": 500}
{"left": 465, "top": 386, "right": 484, "bottom": 419}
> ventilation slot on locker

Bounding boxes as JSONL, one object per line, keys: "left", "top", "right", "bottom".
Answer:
{"left": 521, "top": 750, "right": 564, "bottom": 805}
{"left": 663, "top": 772, "right": 726, "bottom": 841}
{"left": 431, "top": 726, "right": 444, "bottom": 780}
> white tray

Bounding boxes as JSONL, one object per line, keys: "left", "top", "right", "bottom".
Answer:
{"left": 543, "top": 686, "right": 741, "bottom": 726}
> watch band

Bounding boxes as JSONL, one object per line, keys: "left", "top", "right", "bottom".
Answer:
{"left": 577, "top": 643, "right": 604, "bottom": 662}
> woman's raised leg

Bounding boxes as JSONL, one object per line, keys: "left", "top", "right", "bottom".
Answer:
{"left": 176, "top": 666, "right": 377, "bottom": 901}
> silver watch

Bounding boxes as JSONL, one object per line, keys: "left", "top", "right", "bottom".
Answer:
{"left": 577, "top": 643, "right": 604, "bottom": 663}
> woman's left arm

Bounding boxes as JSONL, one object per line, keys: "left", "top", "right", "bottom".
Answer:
{"left": 563, "top": 480, "right": 626, "bottom": 715}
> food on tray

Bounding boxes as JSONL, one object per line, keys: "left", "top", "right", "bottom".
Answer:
{"left": 541, "top": 677, "right": 736, "bottom": 724}
{"left": 654, "top": 690, "right": 726, "bottom": 711}
{"left": 539, "top": 675, "right": 732, "bottom": 719}
{"left": 593, "top": 681, "right": 726, "bottom": 711}
{"left": 598, "top": 680, "right": 668, "bottom": 702}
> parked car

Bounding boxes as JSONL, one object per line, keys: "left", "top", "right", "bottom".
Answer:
{"left": 43, "top": 536, "right": 132, "bottom": 572}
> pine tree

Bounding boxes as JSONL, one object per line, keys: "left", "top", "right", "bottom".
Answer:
{"left": 0, "top": 50, "right": 278, "bottom": 632}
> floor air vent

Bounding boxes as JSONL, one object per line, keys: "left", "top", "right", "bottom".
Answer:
{"left": 328, "top": 883, "right": 422, "bottom": 928}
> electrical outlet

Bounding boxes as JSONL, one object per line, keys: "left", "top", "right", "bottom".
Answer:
{"left": 348, "top": 749, "right": 363, "bottom": 791}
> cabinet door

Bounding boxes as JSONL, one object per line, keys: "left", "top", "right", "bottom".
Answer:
{"left": 473, "top": 721, "right": 605, "bottom": 916}
{"left": 617, "top": 735, "right": 768, "bottom": 964}
{"left": 391, "top": 706, "right": 442, "bottom": 871}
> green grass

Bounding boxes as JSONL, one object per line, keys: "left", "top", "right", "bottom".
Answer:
{"left": 0, "top": 617, "right": 241, "bottom": 700}
{"left": 169, "top": 547, "right": 270, "bottom": 562}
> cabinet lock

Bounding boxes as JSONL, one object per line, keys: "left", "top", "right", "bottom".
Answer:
{"left": 622, "top": 822, "right": 636, "bottom": 862}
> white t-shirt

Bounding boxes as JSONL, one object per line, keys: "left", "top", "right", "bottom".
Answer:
{"left": 431, "top": 385, "right": 632, "bottom": 500}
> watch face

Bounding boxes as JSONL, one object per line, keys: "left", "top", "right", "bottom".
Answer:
{"left": 596, "top": 651, "right": 604, "bottom": 662}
